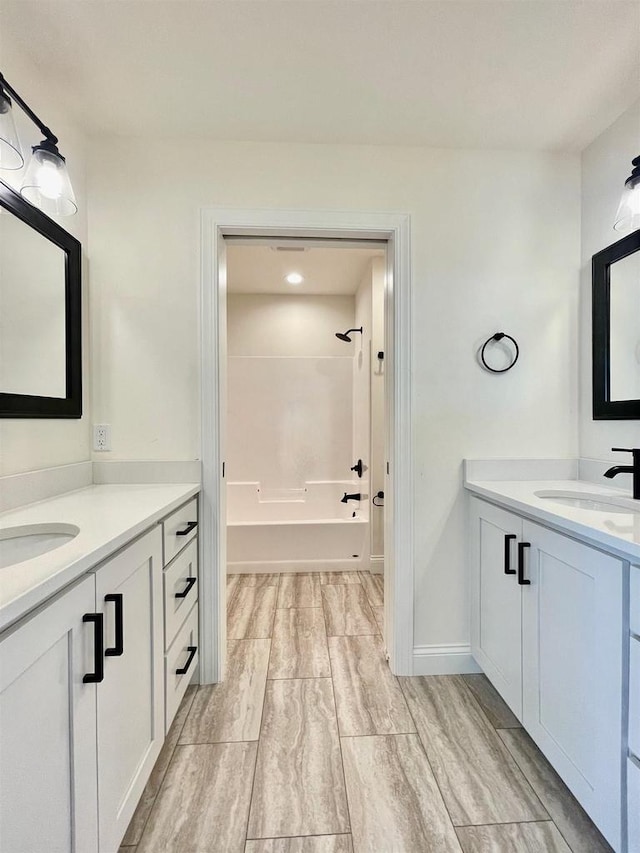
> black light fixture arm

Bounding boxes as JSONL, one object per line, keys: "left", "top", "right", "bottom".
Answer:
{"left": 0, "top": 71, "right": 58, "bottom": 145}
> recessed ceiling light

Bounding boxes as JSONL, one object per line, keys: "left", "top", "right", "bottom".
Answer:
{"left": 285, "top": 272, "right": 304, "bottom": 285}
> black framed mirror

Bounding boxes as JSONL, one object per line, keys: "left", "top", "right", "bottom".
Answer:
{"left": 0, "top": 179, "right": 82, "bottom": 418}
{"left": 592, "top": 229, "right": 640, "bottom": 420}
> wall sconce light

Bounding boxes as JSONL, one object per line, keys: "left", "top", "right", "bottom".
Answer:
{"left": 0, "top": 71, "right": 77, "bottom": 216}
{"left": 614, "top": 155, "right": 640, "bottom": 233}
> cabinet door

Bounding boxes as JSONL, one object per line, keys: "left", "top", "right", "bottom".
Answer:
{"left": 0, "top": 574, "right": 98, "bottom": 853}
{"left": 94, "top": 527, "right": 163, "bottom": 853}
{"left": 470, "top": 497, "right": 523, "bottom": 717}
{"left": 521, "top": 521, "right": 623, "bottom": 851}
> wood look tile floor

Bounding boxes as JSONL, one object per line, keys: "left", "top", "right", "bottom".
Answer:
{"left": 123, "top": 571, "right": 612, "bottom": 853}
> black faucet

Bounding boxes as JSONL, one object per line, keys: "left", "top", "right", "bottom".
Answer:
{"left": 341, "top": 492, "right": 361, "bottom": 504}
{"left": 603, "top": 448, "right": 640, "bottom": 499}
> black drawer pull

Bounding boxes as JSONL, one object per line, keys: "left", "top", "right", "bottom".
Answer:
{"left": 176, "top": 521, "right": 198, "bottom": 537}
{"left": 176, "top": 645, "right": 197, "bottom": 675}
{"left": 504, "top": 534, "right": 517, "bottom": 575}
{"left": 104, "top": 593, "right": 124, "bottom": 656}
{"left": 83, "top": 613, "right": 104, "bottom": 683}
{"left": 518, "top": 542, "right": 531, "bottom": 586}
{"left": 175, "top": 577, "right": 197, "bottom": 599}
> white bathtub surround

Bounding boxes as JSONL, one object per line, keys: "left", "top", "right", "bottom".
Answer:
{"left": 0, "top": 483, "right": 199, "bottom": 631}
{"left": 352, "top": 265, "right": 372, "bottom": 570}
{"left": 227, "top": 356, "right": 353, "bottom": 486}
{"left": 369, "top": 257, "right": 386, "bottom": 565}
{"left": 227, "top": 480, "right": 369, "bottom": 573}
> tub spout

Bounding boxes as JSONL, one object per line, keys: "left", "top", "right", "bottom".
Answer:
{"left": 341, "top": 492, "right": 361, "bottom": 504}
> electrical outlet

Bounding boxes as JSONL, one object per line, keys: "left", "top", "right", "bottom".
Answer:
{"left": 93, "top": 424, "right": 111, "bottom": 452}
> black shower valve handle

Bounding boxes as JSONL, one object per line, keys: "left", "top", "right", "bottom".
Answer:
{"left": 350, "top": 459, "right": 364, "bottom": 478}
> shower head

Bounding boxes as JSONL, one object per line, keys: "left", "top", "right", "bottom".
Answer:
{"left": 335, "top": 327, "right": 363, "bottom": 343}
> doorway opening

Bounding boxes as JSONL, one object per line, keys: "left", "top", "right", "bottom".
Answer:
{"left": 199, "top": 210, "right": 413, "bottom": 683}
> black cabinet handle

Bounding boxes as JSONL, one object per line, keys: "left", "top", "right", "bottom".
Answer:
{"left": 504, "top": 534, "right": 517, "bottom": 575}
{"left": 104, "top": 593, "right": 124, "bottom": 657}
{"left": 176, "top": 521, "right": 198, "bottom": 537}
{"left": 83, "top": 612, "right": 104, "bottom": 683}
{"left": 176, "top": 645, "right": 197, "bottom": 675}
{"left": 175, "top": 577, "right": 197, "bottom": 599}
{"left": 518, "top": 542, "right": 531, "bottom": 586}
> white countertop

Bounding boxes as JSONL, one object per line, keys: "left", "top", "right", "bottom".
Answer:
{"left": 465, "top": 477, "right": 640, "bottom": 562}
{"left": 0, "top": 483, "right": 200, "bottom": 633}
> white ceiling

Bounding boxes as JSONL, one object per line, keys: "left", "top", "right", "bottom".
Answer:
{"left": 1, "top": 1, "right": 639, "bottom": 152}
{"left": 226, "top": 243, "right": 383, "bottom": 295}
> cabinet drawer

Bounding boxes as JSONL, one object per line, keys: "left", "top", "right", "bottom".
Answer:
{"left": 632, "top": 565, "right": 640, "bottom": 637}
{"left": 630, "top": 636, "right": 640, "bottom": 760}
{"left": 165, "top": 602, "right": 198, "bottom": 734}
{"left": 164, "top": 539, "right": 198, "bottom": 651}
{"left": 163, "top": 497, "right": 198, "bottom": 565}
{"left": 629, "top": 757, "right": 640, "bottom": 853}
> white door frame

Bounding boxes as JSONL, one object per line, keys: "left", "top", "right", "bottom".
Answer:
{"left": 199, "top": 208, "right": 414, "bottom": 682}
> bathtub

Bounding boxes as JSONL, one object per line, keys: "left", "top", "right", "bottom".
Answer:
{"left": 227, "top": 480, "right": 369, "bottom": 573}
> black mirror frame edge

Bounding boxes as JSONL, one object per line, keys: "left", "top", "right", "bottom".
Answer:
{"left": 592, "top": 228, "right": 640, "bottom": 420}
{"left": 0, "top": 179, "right": 82, "bottom": 419}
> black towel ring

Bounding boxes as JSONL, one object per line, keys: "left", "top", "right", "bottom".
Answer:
{"left": 480, "top": 332, "right": 519, "bottom": 373}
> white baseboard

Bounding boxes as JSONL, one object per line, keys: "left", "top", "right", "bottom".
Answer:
{"left": 370, "top": 555, "right": 384, "bottom": 575}
{"left": 0, "top": 461, "right": 93, "bottom": 513}
{"left": 412, "top": 644, "right": 482, "bottom": 676}
{"left": 228, "top": 558, "right": 362, "bottom": 574}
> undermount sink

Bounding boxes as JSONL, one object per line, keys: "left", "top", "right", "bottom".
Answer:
{"left": 0, "top": 524, "right": 80, "bottom": 568}
{"left": 534, "top": 490, "right": 639, "bottom": 515}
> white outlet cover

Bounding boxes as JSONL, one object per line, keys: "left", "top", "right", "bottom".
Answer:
{"left": 93, "top": 424, "right": 111, "bottom": 452}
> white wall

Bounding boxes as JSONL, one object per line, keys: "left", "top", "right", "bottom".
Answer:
{"left": 0, "top": 43, "right": 90, "bottom": 476}
{"left": 88, "top": 138, "right": 580, "bottom": 649}
{"left": 580, "top": 99, "right": 640, "bottom": 464}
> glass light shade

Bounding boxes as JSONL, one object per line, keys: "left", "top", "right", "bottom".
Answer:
{"left": 20, "top": 143, "right": 77, "bottom": 216}
{"left": 614, "top": 179, "right": 640, "bottom": 233}
{"left": 0, "top": 90, "right": 24, "bottom": 170}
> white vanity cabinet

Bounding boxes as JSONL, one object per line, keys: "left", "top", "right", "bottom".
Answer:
{"left": 520, "top": 520, "right": 623, "bottom": 848}
{"left": 469, "top": 500, "right": 524, "bottom": 716}
{"left": 470, "top": 497, "right": 624, "bottom": 850}
{"left": 0, "top": 574, "right": 99, "bottom": 853}
{"left": 94, "top": 527, "right": 164, "bottom": 853}
{"left": 0, "top": 490, "right": 199, "bottom": 853}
